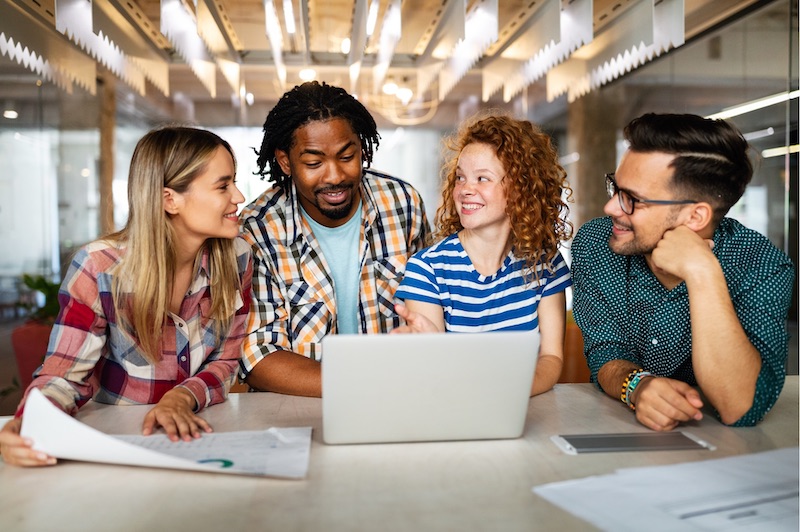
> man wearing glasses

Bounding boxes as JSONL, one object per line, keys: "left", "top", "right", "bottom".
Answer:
{"left": 571, "top": 113, "right": 794, "bottom": 431}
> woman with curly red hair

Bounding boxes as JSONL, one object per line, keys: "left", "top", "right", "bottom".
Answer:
{"left": 394, "top": 113, "right": 572, "bottom": 395}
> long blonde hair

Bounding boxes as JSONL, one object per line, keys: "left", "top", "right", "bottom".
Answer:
{"left": 436, "top": 113, "right": 573, "bottom": 281}
{"left": 108, "top": 126, "right": 242, "bottom": 363}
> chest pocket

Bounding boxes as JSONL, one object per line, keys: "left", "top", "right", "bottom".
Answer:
{"left": 372, "top": 254, "right": 408, "bottom": 327}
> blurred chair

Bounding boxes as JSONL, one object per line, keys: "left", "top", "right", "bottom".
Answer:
{"left": 559, "top": 310, "right": 591, "bottom": 383}
{"left": 230, "top": 380, "right": 250, "bottom": 393}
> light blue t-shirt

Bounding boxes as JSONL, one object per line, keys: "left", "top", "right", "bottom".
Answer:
{"left": 301, "top": 204, "right": 362, "bottom": 334}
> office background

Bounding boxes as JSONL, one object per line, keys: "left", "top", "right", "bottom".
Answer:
{"left": 0, "top": 0, "right": 796, "bottom": 410}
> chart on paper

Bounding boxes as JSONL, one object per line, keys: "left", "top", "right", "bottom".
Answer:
{"left": 114, "top": 428, "right": 312, "bottom": 477}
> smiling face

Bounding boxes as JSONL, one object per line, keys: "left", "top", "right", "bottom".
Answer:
{"left": 604, "top": 150, "right": 687, "bottom": 256}
{"left": 453, "top": 142, "right": 510, "bottom": 236}
{"left": 167, "top": 146, "right": 244, "bottom": 248}
{"left": 276, "top": 118, "right": 364, "bottom": 228}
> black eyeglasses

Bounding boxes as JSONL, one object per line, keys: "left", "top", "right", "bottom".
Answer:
{"left": 605, "top": 173, "right": 697, "bottom": 215}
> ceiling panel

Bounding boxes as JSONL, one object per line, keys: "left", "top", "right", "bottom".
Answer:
{"left": 0, "top": 0, "right": 788, "bottom": 130}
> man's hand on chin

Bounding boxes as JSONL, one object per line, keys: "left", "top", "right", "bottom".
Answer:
{"left": 650, "top": 226, "right": 716, "bottom": 282}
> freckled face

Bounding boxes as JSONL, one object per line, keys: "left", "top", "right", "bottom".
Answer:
{"left": 453, "top": 142, "right": 509, "bottom": 235}
{"left": 276, "top": 118, "right": 364, "bottom": 228}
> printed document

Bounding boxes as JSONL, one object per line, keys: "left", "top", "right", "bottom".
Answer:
{"left": 20, "top": 388, "right": 312, "bottom": 478}
{"left": 534, "top": 446, "right": 799, "bottom": 531}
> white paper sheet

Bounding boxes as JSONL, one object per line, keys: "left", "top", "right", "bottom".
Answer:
{"left": 20, "top": 388, "right": 312, "bottom": 478}
{"left": 534, "top": 447, "right": 800, "bottom": 531}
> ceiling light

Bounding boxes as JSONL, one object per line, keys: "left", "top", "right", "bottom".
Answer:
{"left": 743, "top": 127, "right": 775, "bottom": 141}
{"left": 245, "top": 92, "right": 255, "bottom": 106}
{"left": 706, "top": 91, "right": 800, "bottom": 120}
{"left": 559, "top": 152, "right": 580, "bottom": 166}
{"left": 366, "top": 0, "right": 380, "bottom": 37}
{"left": 283, "top": 0, "right": 295, "bottom": 34}
{"left": 264, "top": 0, "right": 286, "bottom": 87}
{"left": 3, "top": 109, "right": 18, "bottom": 119}
{"left": 341, "top": 38, "right": 351, "bottom": 54}
{"left": 299, "top": 68, "right": 316, "bottom": 81}
{"left": 762, "top": 145, "right": 800, "bottom": 159}
{"left": 396, "top": 87, "right": 413, "bottom": 105}
{"left": 382, "top": 81, "right": 398, "bottom": 95}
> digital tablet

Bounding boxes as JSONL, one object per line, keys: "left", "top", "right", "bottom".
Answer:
{"left": 551, "top": 431, "right": 715, "bottom": 455}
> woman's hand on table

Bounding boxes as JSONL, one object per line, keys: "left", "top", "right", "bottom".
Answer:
{"left": 142, "top": 387, "right": 212, "bottom": 441}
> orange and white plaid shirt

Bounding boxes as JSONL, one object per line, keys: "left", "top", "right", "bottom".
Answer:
{"left": 239, "top": 170, "right": 430, "bottom": 373}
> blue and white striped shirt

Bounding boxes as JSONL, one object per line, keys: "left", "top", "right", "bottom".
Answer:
{"left": 395, "top": 233, "right": 571, "bottom": 332}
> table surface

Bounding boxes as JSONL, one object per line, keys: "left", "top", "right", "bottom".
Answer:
{"left": 1, "top": 378, "right": 797, "bottom": 531}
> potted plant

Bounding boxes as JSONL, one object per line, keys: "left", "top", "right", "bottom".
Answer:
{"left": 10, "top": 274, "right": 61, "bottom": 389}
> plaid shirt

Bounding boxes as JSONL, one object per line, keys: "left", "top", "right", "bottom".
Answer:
{"left": 17, "top": 238, "right": 252, "bottom": 416}
{"left": 240, "top": 169, "right": 430, "bottom": 372}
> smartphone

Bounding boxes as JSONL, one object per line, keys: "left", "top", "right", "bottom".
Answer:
{"left": 551, "top": 431, "right": 716, "bottom": 455}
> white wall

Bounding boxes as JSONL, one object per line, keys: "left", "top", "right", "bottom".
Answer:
{"left": 0, "top": 130, "right": 58, "bottom": 277}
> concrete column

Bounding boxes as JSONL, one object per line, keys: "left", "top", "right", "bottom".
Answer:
{"left": 566, "top": 86, "right": 626, "bottom": 230}
{"left": 98, "top": 73, "right": 115, "bottom": 235}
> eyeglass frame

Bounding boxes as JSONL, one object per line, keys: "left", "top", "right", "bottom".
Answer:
{"left": 604, "top": 173, "right": 698, "bottom": 215}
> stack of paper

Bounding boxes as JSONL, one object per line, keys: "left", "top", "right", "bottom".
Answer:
{"left": 534, "top": 447, "right": 799, "bottom": 531}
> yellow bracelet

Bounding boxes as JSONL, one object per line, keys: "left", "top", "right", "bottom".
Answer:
{"left": 620, "top": 368, "right": 644, "bottom": 405}
{"left": 625, "top": 371, "right": 654, "bottom": 410}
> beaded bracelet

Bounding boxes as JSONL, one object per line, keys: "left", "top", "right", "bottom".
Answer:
{"left": 625, "top": 371, "right": 654, "bottom": 410}
{"left": 620, "top": 368, "right": 643, "bottom": 405}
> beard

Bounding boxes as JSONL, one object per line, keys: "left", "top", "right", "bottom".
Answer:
{"left": 607, "top": 210, "right": 679, "bottom": 256}
{"left": 314, "top": 184, "right": 356, "bottom": 220}
{"left": 608, "top": 233, "right": 657, "bottom": 256}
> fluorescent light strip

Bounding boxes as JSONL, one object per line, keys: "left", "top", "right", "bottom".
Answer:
{"left": 743, "top": 127, "right": 775, "bottom": 141}
{"left": 706, "top": 90, "right": 800, "bottom": 120}
{"left": 761, "top": 145, "right": 800, "bottom": 158}
{"left": 283, "top": 0, "right": 295, "bottom": 34}
{"left": 366, "top": 0, "right": 380, "bottom": 37}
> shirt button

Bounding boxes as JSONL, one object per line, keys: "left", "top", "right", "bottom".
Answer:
{"left": 651, "top": 338, "right": 658, "bottom": 345}
{"left": 181, "top": 356, "right": 187, "bottom": 362}
{"left": 178, "top": 323, "right": 184, "bottom": 328}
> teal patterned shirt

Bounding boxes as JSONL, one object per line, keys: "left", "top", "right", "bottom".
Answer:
{"left": 572, "top": 217, "right": 794, "bottom": 426}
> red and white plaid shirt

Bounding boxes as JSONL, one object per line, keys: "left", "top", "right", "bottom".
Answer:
{"left": 16, "top": 237, "right": 252, "bottom": 416}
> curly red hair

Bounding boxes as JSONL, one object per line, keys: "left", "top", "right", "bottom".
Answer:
{"left": 435, "top": 113, "right": 572, "bottom": 280}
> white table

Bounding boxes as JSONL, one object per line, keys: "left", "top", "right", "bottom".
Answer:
{"left": 1, "top": 378, "right": 797, "bottom": 531}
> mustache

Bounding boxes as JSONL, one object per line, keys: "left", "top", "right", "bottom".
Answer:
{"left": 315, "top": 184, "right": 353, "bottom": 195}
{"left": 611, "top": 218, "right": 632, "bottom": 231}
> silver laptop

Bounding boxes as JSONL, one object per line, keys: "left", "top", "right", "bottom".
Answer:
{"left": 321, "top": 331, "right": 539, "bottom": 444}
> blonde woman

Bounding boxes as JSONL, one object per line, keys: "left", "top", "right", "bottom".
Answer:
{"left": 0, "top": 126, "right": 252, "bottom": 466}
{"left": 394, "top": 114, "right": 572, "bottom": 396}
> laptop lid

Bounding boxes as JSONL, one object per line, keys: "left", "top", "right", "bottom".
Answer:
{"left": 321, "top": 331, "right": 539, "bottom": 444}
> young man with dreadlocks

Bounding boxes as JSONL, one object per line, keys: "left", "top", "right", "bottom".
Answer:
{"left": 239, "top": 81, "right": 431, "bottom": 396}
